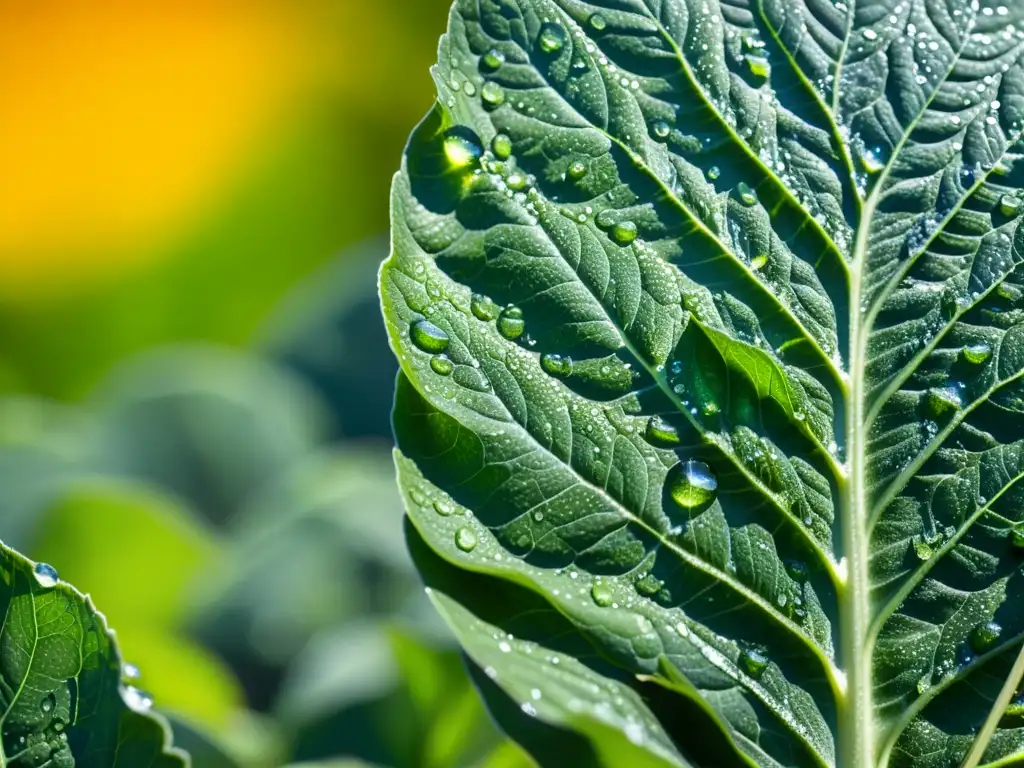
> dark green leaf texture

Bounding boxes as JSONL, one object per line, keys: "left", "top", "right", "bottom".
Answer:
{"left": 0, "top": 543, "right": 186, "bottom": 766}
{"left": 380, "top": 0, "right": 1024, "bottom": 765}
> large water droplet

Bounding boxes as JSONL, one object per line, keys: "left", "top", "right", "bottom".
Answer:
{"left": 538, "top": 22, "right": 567, "bottom": 54}
{"left": 430, "top": 355, "right": 454, "bottom": 376}
{"left": 651, "top": 120, "right": 671, "bottom": 140}
{"left": 497, "top": 307, "right": 525, "bottom": 339}
{"left": 611, "top": 221, "right": 638, "bottom": 245}
{"left": 124, "top": 686, "right": 154, "bottom": 712}
{"left": 455, "top": 527, "right": 478, "bottom": 552}
{"left": 471, "top": 293, "right": 500, "bottom": 321}
{"left": 410, "top": 319, "right": 450, "bottom": 353}
{"left": 1001, "top": 194, "right": 1020, "bottom": 216}
{"left": 595, "top": 209, "right": 618, "bottom": 229}
{"left": 591, "top": 583, "right": 614, "bottom": 607}
{"left": 123, "top": 662, "right": 142, "bottom": 681}
{"left": 923, "top": 386, "right": 961, "bottom": 418}
{"left": 913, "top": 539, "right": 934, "bottom": 561}
{"left": 970, "top": 621, "right": 1002, "bottom": 652}
{"left": 739, "top": 645, "right": 770, "bottom": 678}
{"left": 784, "top": 560, "right": 809, "bottom": 582}
{"left": 668, "top": 459, "right": 718, "bottom": 509}
{"left": 481, "top": 81, "right": 506, "bottom": 109}
{"left": 481, "top": 49, "right": 506, "bottom": 72}
{"left": 568, "top": 160, "right": 588, "bottom": 180}
{"left": 491, "top": 133, "right": 513, "bottom": 160}
{"left": 443, "top": 128, "right": 484, "bottom": 169}
{"left": 33, "top": 563, "right": 58, "bottom": 588}
{"left": 589, "top": 13, "right": 608, "bottom": 32}
{"left": 541, "top": 353, "right": 573, "bottom": 377}
{"left": 963, "top": 343, "right": 992, "bottom": 364}
{"left": 745, "top": 55, "right": 770, "bottom": 79}
{"left": 645, "top": 415, "right": 681, "bottom": 447}
{"left": 736, "top": 182, "right": 758, "bottom": 206}
{"left": 433, "top": 499, "right": 454, "bottom": 516}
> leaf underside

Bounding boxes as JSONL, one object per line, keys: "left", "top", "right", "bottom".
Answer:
{"left": 0, "top": 543, "right": 186, "bottom": 767}
{"left": 381, "top": 0, "right": 1024, "bottom": 765}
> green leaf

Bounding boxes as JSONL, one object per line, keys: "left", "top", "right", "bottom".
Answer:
{"left": 0, "top": 540, "right": 186, "bottom": 765}
{"left": 381, "top": 1, "right": 1024, "bottom": 766}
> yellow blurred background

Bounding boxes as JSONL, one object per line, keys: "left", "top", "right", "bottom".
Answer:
{"left": 0, "top": 2, "right": 530, "bottom": 767}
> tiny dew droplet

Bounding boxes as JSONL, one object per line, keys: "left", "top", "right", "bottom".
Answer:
{"left": 668, "top": 459, "right": 718, "bottom": 509}
{"left": 491, "top": 133, "right": 513, "bottom": 160}
{"left": 611, "top": 220, "right": 638, "bottom": 245}
{"left": 497, "top": 307, "right": 526, "bottom": 339}
{"left": 430, "top": 355, "right": 454, "bottom": 376}
{"left": 736, "top": 182, "right": 758, "bottom": 206}
{"left": 433, "top": 499, "right": 454, "bottom": 516}
{"left": 538, "top": 22, "right": 567, "bottom": 53}
{"left": 591, "top": 583, "right": 614, "bottom": 607}
{"left": 541, "top": 353, "right": 573, "bottom": 377}
{"left": 706, "top": 166, "right": 721, "bottom": 181}
{"left": 750, "top": 254, "right": 768, "bottom": 271}
{"left": 970, "top": 621, "right": 1002, "bottom": 652}
{"left": 33, "top": 563, "right": 58, "bottom": 588}
{"left": 480, "top": 49, "right": 506, "bottom": 72}
{"left": 443, "top": 127, "right": 484, "bottom": 169}
{"left": 568, "top": 160, "right": 588, "bottom": 180}
{"left": 481, "top": 81, "right": 506, "bottom": 109}
{"left": 589, "top": 13, "right": 608, "bottom": 31}
{"left": 455, "top": 527, "right": 478, "bottom": 552}
{"left": 124, "top": 686, "right": 154, "bottom": 712}
{"left": 651, "top": 119, "right": 671, "bottom": 139}
{"left": 963, "top": 343, "right": 991, "bottom": 364}
{"left": 645, "top": 415, "right": 681, "bottom": 447}
{"left": 410, "top": 319, "right": 450, "bottom": 353}
{"left": 1000, "top": 194, "right": 1020, "bottom": 216}
{"left": 471, "top": 293, "right": 500, "bottom": 321}
{"left": 739, "top": 645, "right": 770, "bottom": 678}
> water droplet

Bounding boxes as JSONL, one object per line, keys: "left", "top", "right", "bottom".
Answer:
{"left": 443, "top": 127, "right": 484, "bottom": 169}
{"left": 481, "top": 49, "right": 506, "bottom": 72}
{"left": 41, "top": 693, "right": 55, "bottom": 714}
{"left": 491, "top": 133, "right": 513, "bottom": 160}
{"left": 706, "top": 166, "right": 721, "bottom": 181}
{"left": 745, "top": 55, "right": 770, "bottom": 79}
{"left": 923, "top": 386, "right": 962, "bottom": 418}
{"left": 33, "top": 563, "right": 58, "bottom": 588}
{"left": 970, "top": 621, "right": 1002, "bottom": 652}
{"left": 481, "top": 81, "right": 506, "bottom": 109}
{"left": 963, "top": 343, "right": 992, "bottom": 364}
{"left": 568, "top": 160, "right": 588, "bottom": 180}
{"left": 410, "top": 319, "right": 450, "bottom": 353}
{"left": 122, "top": 662, "right": 141, "bottom": 681}
{"left": 589, "top": 13, "right": 608, "bottom": 32}
{"left": 1001, "top": 194, "right": 1020, "bottom": 216}
{"left": 591, "top": 583, "right": 614, "bottom": 606}
{"left": 645, "top": 415, "right": 681, "bottom": 447}
{"left": 430, "top": 355, "right": 454, "bottom": 376}
{"left": 668, "top": 459, "right": 718, "bottom": 509}
{"left": 750, "top": 254, "right": 768, "bottom": 271}
{"left": 739, "top": 645, "right": 770, "bottom": 678}
{"left": 506, "top": 172, "right": 527, "bottom": 191}
{"left": 914, "top": 539, "right": 934, "bottom": 561}
{"left": 651, "top": 120, "right": 671, "bottom": 140}
{"left": 595, "top": 209, "right": 618, "bottom": 229}
{"left": 538, "top": 22, "right": 567, "bottom": 54}
{"left": 860, "top": 147, "right": 885, "bottom": 174}
{"left": 455, "top": 527, "right": 478, "bottom": 552}
{"left": 611, "top": 221, "right": 638, "bottom": 245}
{"left": 433, "top": 499, "right": 454, "bottom": 516}
{"left": 471, "top": 293, "right": 500, "bottom": 321}
{"left": 497, "top": 307, "right": 525, "bottom": 339}
{"left": 736, "top": 182, "right": 758, "bottom": 206}
{"left": 784, "top": 560, "right": 809, "bottom": 582}
{"left": 124, "top": 686, "right": 153, "bottom": 712}
{"left": 541, "top": 353, "right": 573, "bottom": 377}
